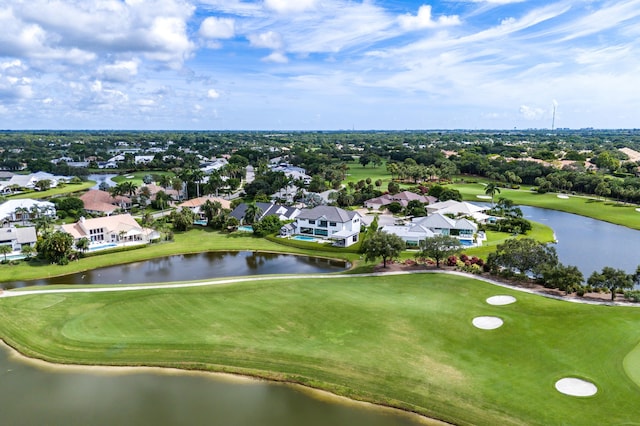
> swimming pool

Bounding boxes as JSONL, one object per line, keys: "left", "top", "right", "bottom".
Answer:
{"left": 88, "top": 243, "right": 118, "bottom": 251}
{"left": 238, "top": 225, "right": 253, "bottom": 232}
{"left": 194, "top": 219, "right": 207, "bottom": 226}
{"left": 459, "top": 239, "right": 474, "bottom": 246}
{"left": 291, "top": 235, "right": 325, "bottom": 243}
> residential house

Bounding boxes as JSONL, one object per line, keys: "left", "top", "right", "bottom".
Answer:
{"left": 425, "top": 200, "right": 492, "bottom": 223}
{"left": 381, "top": 212, "right": 480, "bottom": 247}
{"left": 231, "top": 202, "right": 300, "bottom": 224}
{"left": 364, "top": 191, "right": 437, "bottom": 210}
{"left": 3, "top": 171, "right": 71, "bottom": 190}
{"left": 60, "top": 214, "right": 159, "bottom": 246}
{"left": 0, "top": 226, "right": 37, "bottom": 253}
{"left": 80, "top": 190, "right": 131, "bottom": 216}
{"left": 178, "top": 196, "right": 231, "bottom": 222}
{"left": 0, "top": 199, "right": 56, "bottom": 223}
{"left": 285, "top": 205, "right": 362, "bottom": 247}
{"left": 138, "top": 184, "right": 182, "bottom": 203}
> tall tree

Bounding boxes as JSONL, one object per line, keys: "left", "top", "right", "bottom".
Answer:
{"left": 588, "top": 267, "right": 634, "bottom": 301}
{"left": 416, "top": 235, "right": 462, "bottom": 268}
{"left": 243, "top": 202, "right": 263, "bottom": 225}
{"left": 361, "top": 231, "right": 405, "bottom": 268}
{"left": 484, "top": 182, "right": 501, "bottom": 206}
{"left": 0, "top": 244, "right": 11, "bottom": 262}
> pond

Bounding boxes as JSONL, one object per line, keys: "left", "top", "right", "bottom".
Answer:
{"left": 0, "top": 344, "right": 421, "bottom": 426}
{"left": 6, "top": 251, "right": 349, "bottom": 289}
{"left": 519, "top": 206, "right": 640, "bottom": 279}
{"left": 87, "top": 173, "right": 118, "bottom": 189}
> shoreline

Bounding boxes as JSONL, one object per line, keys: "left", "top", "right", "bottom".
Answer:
{"left": 3, "top": 268, "right": 638, "bottom": 307}
{"left": 0, "top": 339, "right": 446, "bottom": 426}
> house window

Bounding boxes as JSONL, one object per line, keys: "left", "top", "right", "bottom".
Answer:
{"left": 314, "top": 229, "right": 328, "bottom": 237}
{"left": 329, "top": 222, "right": 336, "bottom": 227}
{"left": 300, "top": 227, "right": 313, "bottom": 235}
{"left": 308, "top": 220, "right": 315, "bottom": 225}
{"left": 319, "top": 220, "right": 328, "bottom": 228}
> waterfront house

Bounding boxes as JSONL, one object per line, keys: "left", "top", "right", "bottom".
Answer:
{"left": 80, "top": 189, "right": 131, "bottom": 216}
{"left": 60, "top": 214, "right": 159, "bottom": 246}
{"left": 0, "top": 226, "right": 37, "bottom": 253}
{"left": 0, "top": 199, "right": 56, "bottom": 224}
{"left": 287, "top": 205, "right": 362, "bottom": 247}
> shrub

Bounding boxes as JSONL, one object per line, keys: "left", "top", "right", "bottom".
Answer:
{"left": 624, "top": 290, "right": 640, "bottom": 303}
{"left": 446, "top": 255, "right": 458, "bottom": 266}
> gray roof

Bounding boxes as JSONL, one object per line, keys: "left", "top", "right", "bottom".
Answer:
{"left": 230, "top": 202, "right": 299, "bottom": 221}
{"left": 297, "top": 206, "right": 360, "bottom": 223}
{"left": 0, "top": 227, "right": 37, "bottom": 244}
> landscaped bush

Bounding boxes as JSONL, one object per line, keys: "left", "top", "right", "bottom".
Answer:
{"left": 624, "top": 290, "right": 640, "bottom": 302}
{"left": 446, "top": 255, "right": 458, "bottom": 266}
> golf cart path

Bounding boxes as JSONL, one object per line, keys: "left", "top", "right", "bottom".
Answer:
{"left": 2, "top": 270, "right": 638, "bottom": 307}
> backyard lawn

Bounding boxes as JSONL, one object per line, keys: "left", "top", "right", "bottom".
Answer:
{"left": 1, "top": 272, "right": 639, "bottom": 425}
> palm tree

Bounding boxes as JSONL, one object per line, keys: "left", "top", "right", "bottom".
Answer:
{"left": 191, "top": 169, "right": 205, "bottom": 198}
{"left": 243, "top": 202, "right": 263, "bottom": 225}
{"left": 21, "top": 245, "right": 36, "bottom": 259}
{"left": 201, "top": 200, "right": 222, "bottom": 226}
{"left": 0, "top": 244, "right": 12, "bottom": 262}
{"left": 157, "top": 174, "right": 172, "bottom": 190}
{"left": 485, "top": 182, "right": 501, "bottom": 206}
{"left": 75, "top": 237, "right": 90, "bottom": 255}
{"left": 121, "top": 181, "right": 138, "bottom": 197}
{"left": 154, "top": 190, "right": 171, "bottom": 210}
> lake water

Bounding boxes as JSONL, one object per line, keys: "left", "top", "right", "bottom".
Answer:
{"left": 0, "top": 344, "right": 420, "bottom": 426}
{"left": 519, "top": 206, "right": 640, "bottom": 279}
{"left": 6, "top": 251, "right": 348, "bottom": 289}
{"left": 0, "top": 251, "right": 421, "bottom": 425}
{"left": 87, "top": 173, "right": 118, "bottom": 189}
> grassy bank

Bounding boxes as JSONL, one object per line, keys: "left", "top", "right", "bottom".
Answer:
{"left": 1, "top": 273, "right": 639, "bottom": 425}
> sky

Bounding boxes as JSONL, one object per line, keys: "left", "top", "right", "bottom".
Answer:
{"left": 1, "top": 0, "right": 639, "bottom": 131}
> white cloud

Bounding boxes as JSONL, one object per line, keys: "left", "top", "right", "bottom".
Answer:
{"left": 248, "top": 31, "right": 284, "bottom": 50}
{"left": 264, "top": 0, "right": 318, "bottom": 14}
{"left": 99, "top": 60, "right": 139, "bottom": 83}
{"left": 199, "top": 17, "right": 235, "bottom": 39}
{"left": 519, "top": 105, "right": 546, "bottom": 120}
{"left": 263, "top": 52, "right": 288, "bottom": 63}
{"left": 207, "top": 89, "right": 221, "bottom": 99}
{"left": 398, "top": 5, "right": 461, "bottom": 30}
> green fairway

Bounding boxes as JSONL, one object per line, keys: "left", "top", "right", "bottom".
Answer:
{"left": 452, "top": 182, "right": 640, "bottom": 230}
{"left": 111, "top": 170, "right": 173, "bottom": 186}
{"left": 8, "top": 181, "right": 96, "bottom": 199}
{"left": 1, "top": 273, "right": 639, "bottom": 425}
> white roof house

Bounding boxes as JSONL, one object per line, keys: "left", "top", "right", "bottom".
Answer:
{"left": 60, "top": 214, "right": 158, "bottom": 245}
{"left": 288, "top": 206, "right": 362, "bottom": 247}
{"left": 381, "top": 212, "right": 479, "bottom": 247}
{"left": 0, "top": 226, "right": 37, "bottom": 252}
{"left": 0, "top": 199, "right": 56, "bottom": 223}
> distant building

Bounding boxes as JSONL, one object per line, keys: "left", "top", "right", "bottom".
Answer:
{"left": 0, "top": 226, "right": 37, "bottom": 252}
{"left": 0, "top": 199, "right": 56, "bottom": 223}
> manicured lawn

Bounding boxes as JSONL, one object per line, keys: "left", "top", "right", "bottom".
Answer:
{"left": 8, "top": 181, "right": 96, "bottom": 199}
{"left": 344, "top": 160, "right": 392, "bottom": 185}
{"left": 452, "top": 182, "right": 640, "bottom": 230}
{"left": 1, "top": 273, "right": 639, "bottom": 425}
{"left": 111, "top": 170, "right": 174, "bottom": 186}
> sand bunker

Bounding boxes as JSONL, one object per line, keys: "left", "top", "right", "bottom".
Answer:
{"left": 555, "top": 378, "right": 597, "bottom": 397}
{"left": 486, "top": 295, "right": 517, "bottom": 306}
{"left": 557, "top": 194, "right": 569, "bottom": 199}
{"left": 476, "top": 195, "right": 492, "bottom": 199}
{"left": 472, "top": 316, "right": 503, "bottom": 330}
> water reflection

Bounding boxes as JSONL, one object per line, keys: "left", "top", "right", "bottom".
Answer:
{"left": 0, "top": 344, "right": 421, "bottom": 426}
{"left": 6, "top": 251, "right": 348, "bottom": 289}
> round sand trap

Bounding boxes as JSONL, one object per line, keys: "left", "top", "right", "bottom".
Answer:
{"left": 557, "top": 194, "right": 569, "bottom": 199}
{"left": 555, "top": 378, "right": 597, "bottom": 397}
{"left": 486, "top": 295, "right": 516, "bottom": 306}
{"left": 472, "top": 316, "right": 503, "bottom": 330}
{"left": 476, "top": 195, "right": 492, "bottom": 199}
{"left": 635, "top": 208, "right": 640, "bottom": 213}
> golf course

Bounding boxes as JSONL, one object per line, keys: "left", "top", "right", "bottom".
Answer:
{"left": 1, "top": 271, "right": 639, "bottom": 425}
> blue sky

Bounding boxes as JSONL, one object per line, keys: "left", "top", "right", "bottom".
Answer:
{"left": 1, "top": 0, "right": 639, "bottom": 130}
